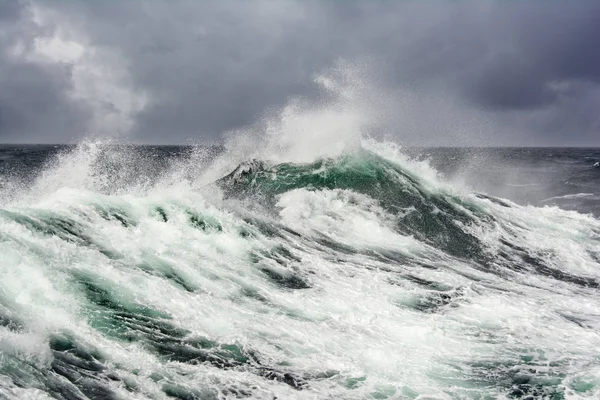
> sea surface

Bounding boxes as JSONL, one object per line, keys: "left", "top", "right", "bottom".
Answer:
{"left": 0, "top": 143, "right": 599, "bottom": 399}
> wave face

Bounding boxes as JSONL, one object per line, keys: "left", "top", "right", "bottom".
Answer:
{"left": 1, "top": 142, "right": 600, "bottom": 400}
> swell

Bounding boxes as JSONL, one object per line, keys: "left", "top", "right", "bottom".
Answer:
{"left": 0, "top": 147, "right": 599, "bottom": 399}
{"left": 217, "top": 150, "right": 599, "bottom": 289}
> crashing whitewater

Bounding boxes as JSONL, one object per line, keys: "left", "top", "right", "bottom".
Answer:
{"left": 1, "top": 67, "right": 600, "bottom": 399}
{"left": 0, "top": 138, "right": 599, "bottom": 400}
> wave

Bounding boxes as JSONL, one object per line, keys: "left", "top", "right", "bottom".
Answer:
{"left": 1, "top": 63, "right": 599, "bottom": 399}
{"left": 1, "top": 139, "right": 599, "bottom": 399}
{"left": 506, "top": 183, "right": 541, "bottom": 187}
{"left": 541, "top": 193, "right": 596, "bottom": 202}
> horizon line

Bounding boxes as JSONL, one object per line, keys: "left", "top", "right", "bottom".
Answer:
{"left": 0, "top": 143, "right": 599, "bottom": 149}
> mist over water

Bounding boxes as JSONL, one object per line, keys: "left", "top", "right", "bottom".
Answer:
{"left": 1, "top": 66, "right": 600, "bottom": 400}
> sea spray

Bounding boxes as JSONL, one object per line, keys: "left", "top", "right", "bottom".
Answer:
{"left": 1, "top": 64, "right": 599, "bottom": 399}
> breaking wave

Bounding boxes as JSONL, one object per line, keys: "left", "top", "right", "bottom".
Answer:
{"left": 1, "top": 66, "right": 599, "bottom": 399}
{"left": 1, "top": 138, "right": 599, "bottom": 400}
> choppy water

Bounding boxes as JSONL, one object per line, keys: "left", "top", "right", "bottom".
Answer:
{"left": 0, "top": 142, "right": 599, "bottom": 400}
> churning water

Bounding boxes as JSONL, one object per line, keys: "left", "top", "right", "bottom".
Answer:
{"left": 0, "top": 137, "right": 599, "bottom": 400}
{"left": 1, "top": 67, "right": 600, "bottom": 399}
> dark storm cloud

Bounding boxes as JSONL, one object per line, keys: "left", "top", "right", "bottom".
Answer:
{"left": 0, "top": 0, "right": 598, "bottom": 145}
{"left": 464, "top": 2, "right": 600, "bottom": 111}
{"left": 0, "top": 0, "right": 87, "bottom": 142}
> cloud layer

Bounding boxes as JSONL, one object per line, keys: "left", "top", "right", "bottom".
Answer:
{"left": 1, "top": 0, "right": 599, "bottom": 146}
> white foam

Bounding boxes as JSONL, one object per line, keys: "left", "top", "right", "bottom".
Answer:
{"left": 1, "top": 61, "right": 599, "bottom": 398}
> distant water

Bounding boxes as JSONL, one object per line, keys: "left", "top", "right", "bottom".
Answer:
{"left": 0, "top": 143, "right": 599, "bottom": 399}
{"left": 406, "top": 147, "right": 600, "bottom": 217}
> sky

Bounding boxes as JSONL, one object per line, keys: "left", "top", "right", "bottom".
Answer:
{"left": 0, "top": 0, "right": 599, "bottom": 146}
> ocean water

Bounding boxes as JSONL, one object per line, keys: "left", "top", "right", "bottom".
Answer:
{"left": 0, "top": 141, "right": 599, "bottom": 400}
